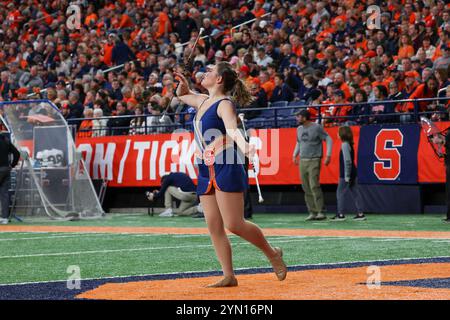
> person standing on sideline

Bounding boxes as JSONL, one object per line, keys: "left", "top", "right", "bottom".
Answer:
{"left": 431, "top": 129, "right": 450, "bottom": 223}
{"left": 238, "top": 115, "right": 253, "bottom": 219}
{"left": 445, "top": 128, "right": 450, "bottom": 223}
{"left": 173, "top": 62, "right": 287, "bottom": 288}
{"left": 146, "top": 172, "right": 202, "bottom": 217}
{"left": 292, "top": 109, "right": 332, "bottom": 221}
{"left": 332, "top": 126, "right": 366, "bottom": 221}
{"left": 0, "top": 132, "right": 20, "bottom": 224}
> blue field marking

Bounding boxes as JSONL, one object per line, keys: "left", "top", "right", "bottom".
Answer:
{"left": 382, "top": 278, "right": 450, "bottom": 289}
{"left": 1, "top": 256, "right": 449, "bottom": 300}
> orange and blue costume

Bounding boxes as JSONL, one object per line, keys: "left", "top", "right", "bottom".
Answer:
{"left": 193, "top": 98, "right": 248, "bottom": 196}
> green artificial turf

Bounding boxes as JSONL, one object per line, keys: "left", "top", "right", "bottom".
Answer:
{"left": 0, "top": 213, "right": 449, "bottom": 285}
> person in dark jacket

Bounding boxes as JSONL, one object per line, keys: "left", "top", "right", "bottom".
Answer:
{"left": 332, "top": 126, "right": 366, "bottom": 221}
{"left": 445, "top": 130, "right": 450, "bottom": 223}
{"left": 107, "top": 102, "right": 132, "bottom": 135}
{"left": 246, "top": 82, "right": 268, "bottom": 119}
{"left": 146, "top": 172, "right": 201, "bottom": 217}
{"left": 0, "top": 132, "right": 20, "bottom": 224}
{"left": 270, "top": 73, "right": 294, "bottom": 103}
{"left": 174, "top": 11, "right": 198, "bottom": 43}
{"left": 111, "top": 35, "right": 136, "bottom": 66}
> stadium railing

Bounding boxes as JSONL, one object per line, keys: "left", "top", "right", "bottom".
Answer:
{"left": 67, "top": 97, "right": 449, "bottom": 137}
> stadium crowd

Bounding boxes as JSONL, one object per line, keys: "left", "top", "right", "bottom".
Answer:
{"left": 0, "top": 0, "right": 449, "bottom": 136}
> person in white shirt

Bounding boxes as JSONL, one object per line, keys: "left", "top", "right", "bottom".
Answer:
{"left": 92, "top": 108, "right": 108, "bottom": 137}
{"left": 254, "top": 47, "right": 273, "bottom": 68}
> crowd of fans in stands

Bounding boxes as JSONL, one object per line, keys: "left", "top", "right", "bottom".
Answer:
{"left": 0, "top": 0, "right": 449, "bottom": 136}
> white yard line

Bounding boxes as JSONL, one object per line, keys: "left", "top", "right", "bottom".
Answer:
{"left": 2, "top": 236, "right": 449, "bottom": 260}
{"left": 372, "top": 238, "right": 425, "bottom": 242}
{"left": 0, "top": 238, "right": 355, "bottom": 259}
{"left": 0, "top": 233, "right": 171, "bottom": 242}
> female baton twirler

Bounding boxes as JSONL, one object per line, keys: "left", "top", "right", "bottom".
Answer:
{"left": 174, "top": 62, "right": 287, "bottom": 287}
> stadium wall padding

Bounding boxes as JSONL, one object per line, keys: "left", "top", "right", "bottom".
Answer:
{"left": 75, "top": 122, "right": 449, "bottom": 187}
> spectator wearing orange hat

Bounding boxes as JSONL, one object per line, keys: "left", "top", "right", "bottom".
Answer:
{"left": 239, "top": 64, "right": 254, "bottom": 89}
{"left": 60, "top": 103, "right": 71, "bottom": 120}
{"left": 396, "top": 70, "right": 420, "bottom": 114}
{"left": 15, "top": 87, "right": 28, "bottom": 100}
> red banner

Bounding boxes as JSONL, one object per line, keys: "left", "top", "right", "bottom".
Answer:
{"left": 418, "top": 121, "right": 449, "bottom": 183}
{"left": 75, "top": 124, "right": 445, "bottom": 187}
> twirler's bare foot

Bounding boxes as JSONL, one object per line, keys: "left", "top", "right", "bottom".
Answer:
{"left": 269, "top": 247, "right": 287, "bottom": 281}
{"left": 205, "top": 276, "right": 238, "bottom": 288}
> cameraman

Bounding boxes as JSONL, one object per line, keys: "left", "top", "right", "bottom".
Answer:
{"left": 0, "top": 132, "right": 20, "bottom": 224}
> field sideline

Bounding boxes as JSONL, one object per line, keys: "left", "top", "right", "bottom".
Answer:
{"left": 0, "top": 213, "right": 449, "bottom": 300}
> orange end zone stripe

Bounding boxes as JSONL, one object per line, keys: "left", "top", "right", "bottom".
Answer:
{"left": 76, "top": 263, "right": 450, "bottom": 300}
{"left": 1, "top": 225, "right": 450, "bottom": 239}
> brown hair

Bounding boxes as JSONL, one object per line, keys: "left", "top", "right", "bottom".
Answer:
{"left": 434, "top": 68, "right": 448, "bottom": 82}
{"left": 216, "top": 61, "right": 254, "bottom": 107}
{"left": 338, "top": 126, "right": 354, "bottom": 145}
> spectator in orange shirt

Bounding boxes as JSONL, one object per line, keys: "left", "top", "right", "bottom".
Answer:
{"left": 372, "top": 68, "right": 390, "bottom": 91}
{"left": 307, "top": 89, "right": 324, "bottom": 122}
{"left": 397, "top": 72, "right": 421, "bottom": 116}
{"left": 405, "top": 76, "right": 439, "bottom": 112}
{"left": 84, "top": 4, "right": 98, "bottom": 27}
{"left": 155, "top": 6, "right": 172, "bottom": 39}
{"left": 258, "top": 70, "right": 275, "bottom": 99}
{"left": 397, "top": 34, "right": 415, "bottom": 60}
{"left": 290, "top": 34, "right": 303, "bottom": 57}
{"left": 77, "top": 108, "right": 94, "bottom": 138}
{"left": 333, "top": 72, "right": 351, "bottom": 100}
{"left": 239, "top": 65, "right": 254, "bottom": 88}
{"left": 330, "top": 90, "right": 353, "bottom": 125}
{"left": 251, "top": 1, "right": 266, "bottom": 18}
{"left": 102, "top": 34, "right": 115, "bottom": 67}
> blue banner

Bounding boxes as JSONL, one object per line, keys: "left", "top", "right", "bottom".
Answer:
{"left": 357, "top": 124, "right": 420, "bottom": 184}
